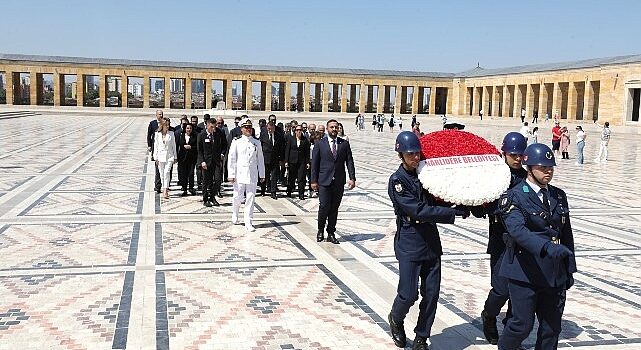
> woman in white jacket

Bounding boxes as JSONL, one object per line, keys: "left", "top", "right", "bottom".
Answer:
{"left": 153, "top": 118, "right": 177, "bottom": 199}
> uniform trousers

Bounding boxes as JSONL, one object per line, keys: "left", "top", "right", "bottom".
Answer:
{"left": 498, "top": 280, "right": 564, "bottom": 350}
{"left": 317, "top": 182, "right": 344, "bottom": 234}
{"left": 157, "top": 161, "right": 173, "bottom": 190}
{"left": 596, "top": 141, "right": 609, "bottom": 161}
{"left": 391, "top": 258, "right": 441, "bottom": 338}
{"left": 484, "top": 252, "right": 512, "bottom": 322}
{"left": 232, "top": 182, "right": 257, "bottom": 226}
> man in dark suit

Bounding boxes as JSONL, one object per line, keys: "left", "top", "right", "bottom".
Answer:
{"left": 285, "top": 125, "right": 310, "bottom": 200}
{"left": 147, "top": 110, "right": 163, "bottom": 193}
{"left": 197, "top": 119, "right": 227, "bottom": 207}
{"left": 259, "top": 121, "right": 285, "bottom": 199}
{"left": 311, "top": 119, "right": 356, "bottom": 244}
{"left": 177, "top": 123, "right": 198, "bottom": 196}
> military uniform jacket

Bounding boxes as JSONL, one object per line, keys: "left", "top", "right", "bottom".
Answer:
{"left": 499, "top": 180, "right": 577, "bottom": 288}
{"left": 485, "top": 167, "right": 528, "bottom": 256}
{"left": 228, "top": 135, "right": 266, "bottom": 185}
{"left": 388, "top": 165, "right": 457, "bottom": 262}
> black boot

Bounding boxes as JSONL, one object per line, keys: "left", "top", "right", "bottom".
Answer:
{"left": 316, "top": 230, "right": 324, "bottom": 242}
{"left": 412, "top": 336, "right": 428, "bottom": 350}
{"left": 481, "top": 310, "right": 499, "bottom": 345}
{"left": 388, "top": 313, "right": 406, "bottom": 348}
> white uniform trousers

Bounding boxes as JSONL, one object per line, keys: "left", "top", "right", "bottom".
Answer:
{"left": 232, "top": 182, "right": 257, "bottom": 228}
{"left": 596, "top": 141, "right": 608, "bottom": 162}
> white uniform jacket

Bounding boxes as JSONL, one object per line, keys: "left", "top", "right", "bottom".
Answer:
{"left": 228, "top": 135, "right": 265, "bottom": 185}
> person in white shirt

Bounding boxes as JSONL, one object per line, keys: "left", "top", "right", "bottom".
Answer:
{"left": 228, "top": 118, "right": 265, "bottom": 231}
{"left": 575, "top": 126, "right": 586, "bottom": 165}
{"left": 594, "top": 121, "right": 611, "bottom": 163}
{"left": 153, "top": 117, "right": 177, "bottom": 199}
{"left": 519, "top": 122, "right": 531, "bottom": 142}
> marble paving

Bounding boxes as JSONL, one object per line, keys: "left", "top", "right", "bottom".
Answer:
{"left": 0, "top": 112, "right": 640, "bottom": 349}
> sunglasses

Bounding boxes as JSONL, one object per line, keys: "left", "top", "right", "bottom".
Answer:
{"left": 295, "top": 129, "right": 303, "bottom": 131}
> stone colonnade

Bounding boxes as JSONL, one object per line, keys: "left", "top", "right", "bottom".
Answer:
{"left": 0, "top": 62, "right": 451, "bottom": 115}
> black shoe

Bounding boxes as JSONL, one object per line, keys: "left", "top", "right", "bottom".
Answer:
{"left": 412, "top": 336, "right": 428, "bottom": 350}
{"left": 481, "top": 310, "right": 499, "bottom": 345}
{"left": 388, "top": 313, "right": 406, "bottom": 348}
{"left": 189, "top": 189, "right": 197, "bottom": 196}
{"left": 316, "top": 231, "right": 324, "bottom": 242}
{"left": 298, "top": 194, "right": 305, "bottom": 200}
{"left": 271, "top": 193, "right": 277, "bottom": 199}
{"left": 211, "top": 198, "right": 220, "bottom": 206}
{"left": 326, "top": 234, "right": 339, "bottom": 244}
{"left": 217, "top": 191, "right": 223, "bottom": 198}
{"left": 155, "top": 188, "right": 161, "bottom": 193}
{"left": 286, "top": 191, "right": 292, "bottom": 198}
{"left": 181, "top": 191, "right": 188, "bottom": 197}
{"left": 204, "top": 201, "right": 213, "bottom": 207}
{"left": 260, "top": 191, "right": 265, "bottom": 197}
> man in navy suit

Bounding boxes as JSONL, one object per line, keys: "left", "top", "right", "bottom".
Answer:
{"left": 310, "top": 119, "right": 356, "bottom": 244}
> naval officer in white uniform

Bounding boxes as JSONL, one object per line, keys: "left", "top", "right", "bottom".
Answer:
{"left": 228, "top": 118, "right": 265, "bottom": 231}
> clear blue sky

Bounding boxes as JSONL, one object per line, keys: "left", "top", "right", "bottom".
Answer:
{"left": 2, "top": 0, "right": 639, "bottom": 73}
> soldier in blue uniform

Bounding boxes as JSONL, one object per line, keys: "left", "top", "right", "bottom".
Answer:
{"left": 479, "top": 132, "right": 528, "bottom": 345}
{"left": 387, "top": 131, "right": 470, "bottom": 350}
{"left": 497, "top": 143, "right": 577, "bottom": 350}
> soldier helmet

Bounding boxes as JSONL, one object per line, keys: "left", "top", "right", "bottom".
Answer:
{"left": 522, "top": 143, "right": 556, "bottom": 167}
{"left": 501, "top": 132, "right": 527, "bottom": 155}
{"left": 395, "top": 131, "right": 421, "bottom": 153}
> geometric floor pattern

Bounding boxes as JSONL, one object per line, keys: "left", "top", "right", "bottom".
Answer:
{"left": 0, "top": 110, "right": 640, "bottom": 349}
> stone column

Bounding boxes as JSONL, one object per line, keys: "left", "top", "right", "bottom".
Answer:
{"left": 263, "top": 80, "right": 271, "bottom": 112}
{"left": 185, "top": 78, "right": 193, "bottom": 110}
{"left": 5, "top": 71, "right": 14, "bottom": 105}
{"left": 29, "top": 71, "right": 38, "bottom": 105}
{"left": 321, "top": 83, "right": 329, "bottom": 113}
{"left": 525, "top": 84, "right": 535, "bottom": 119}
{"left": 538, "top": 83, "right": 548, "bottom": 119}
{"left": 583, "top": 81, "right": 594, "bottom": 121}
{"left": 513, "top": 86, "right": 522, "bottom": 120}
{"left": 491, "top": 86, "right": 500, "bottom": 116}
{"left": 245, "top": 79, "right": 253, "bottom": 111}
{"left": 164, "top": 77, "right": 171, "bottom": 109}
{"left": 52, "top": 72, "right": 61, "bottom": 106}
{"left": 482, "top": 86, "right": 490, "bottom": 116}
{"left": 225, "top": 79, "right": 233, "bottom": 109}
{"left": 567, "top": 82, "right": 577, "bottom": 120}
{"left": 471, "top": 86, "right": 479, "bottom": 116}
{"left": 302, "top": 81, "right": 309, "bottom": 112}
{"left": 284, "top": 80, "right": 291, "bottom": 112}
{"left": 502, "top": 86, "right": 509, "bottom": 118}
{"left": 376, "top": 85, "right": 384, "bottom": 113}
{"left": 142, "top": 75, "right": 150, "bottom": 109}
{"left": 76, "top": 74, "right": 84, "bottom": 107}
{"left": 394, "top": 84, "right": 402, "bottom": 114}
{"left": 411, "top": 85, "right": 419, "bottom": 114}
{"left": 359, "top": 82, "right": 366, "bottom": 113}
{"left": 204, "top": 78, "right": 212, "bottom": 109}
{"left": 341, "top": 83, "right": 348, "bottom": 113}
{"left": 98, "top": 75, "right": 106, "bottom": 108}
{"left": 121, "top": 74, "right": 129, "bottom": 108}
{"left": 551, "top": 82, "right": 561, "bottom": 118}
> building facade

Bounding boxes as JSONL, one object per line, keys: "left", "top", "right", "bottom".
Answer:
{"left": 0, "top": 53, "right": 640, "bottom": 125}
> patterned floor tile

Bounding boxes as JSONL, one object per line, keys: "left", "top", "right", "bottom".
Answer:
{"left": 0, "top": 223, "right": 138, "bottom": 270}
{"left": 20, "top": 192, "right": 142, "bottom": 216}
{"left": 0, "top": 272, "right": 131, "bottom": 350}
{"left": 53, "top": 175, "right": 145, "bottom": 192}
{"left": 159, "top": 266, "right": 390, "bottom": 349}
{"left": 159, "top": 221, "right": 313, "bottom": 264}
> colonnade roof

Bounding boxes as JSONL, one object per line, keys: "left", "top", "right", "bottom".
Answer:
{"left": 1, "top": 53, "right": 640, "bottom": 80}
{"left": 458, "top": 54, "right": 641, "bottom": 78}
{"left": 0, "top": 53, "right": 455, "bottom": 78}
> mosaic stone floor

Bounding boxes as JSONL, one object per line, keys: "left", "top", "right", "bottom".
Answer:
{"left": 0, "top": 111, "right": 639, "bottom": 349}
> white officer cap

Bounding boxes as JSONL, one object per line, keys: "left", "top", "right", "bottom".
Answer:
{"left": 239, "top": 118, "right": 253, "bottom": 128}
